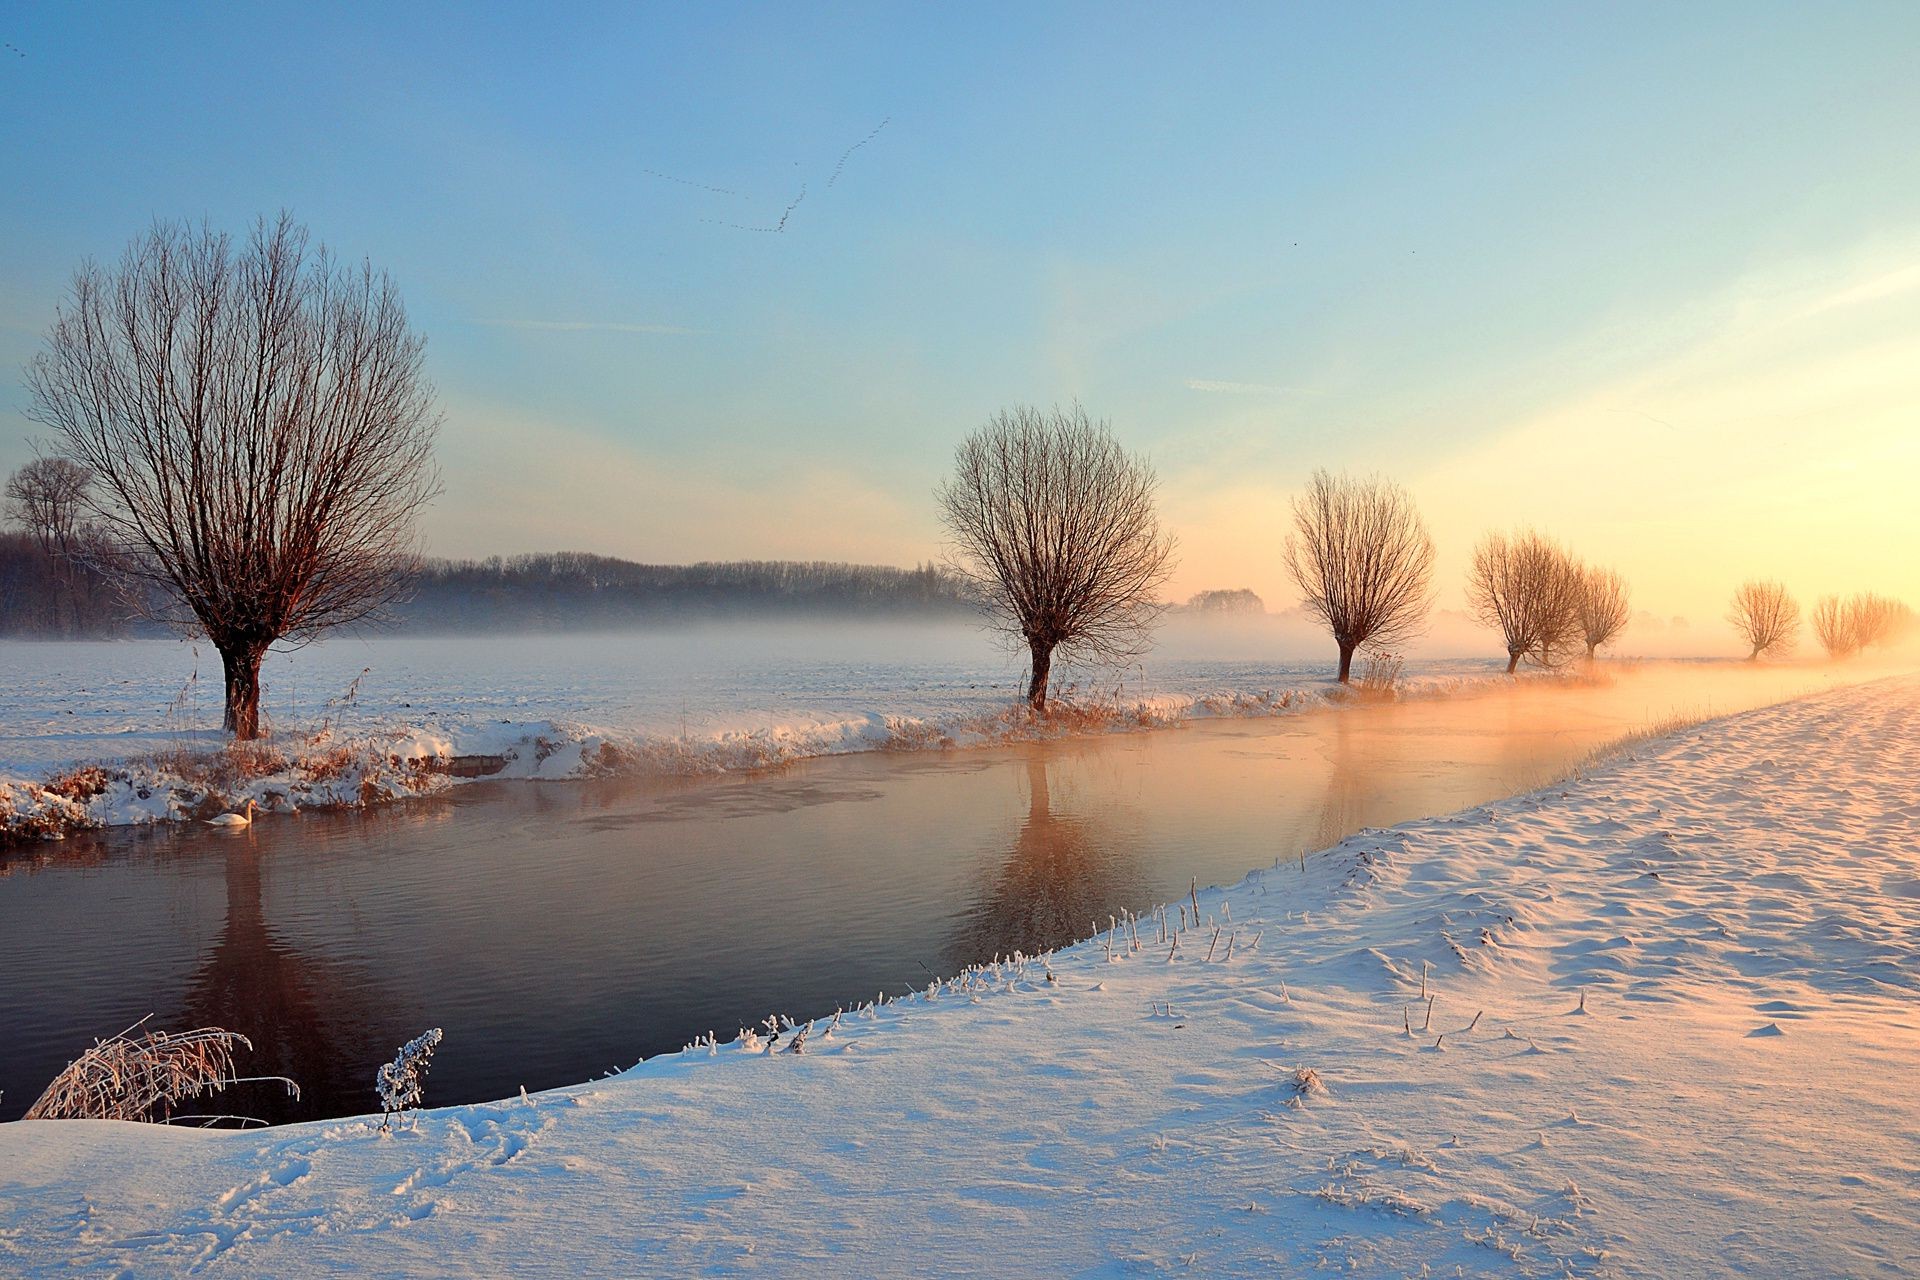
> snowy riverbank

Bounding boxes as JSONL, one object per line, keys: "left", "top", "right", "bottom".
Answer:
{"left": 3, "top": 677, "right": 1915, "bottom": 1277}
{"left": 0, "top": 630, "right": 1871, "bottom": 843}
{"left": 0, "top": 628, "right": 1591, "bottom": 842}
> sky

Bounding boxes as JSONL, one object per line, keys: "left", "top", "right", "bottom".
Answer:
{"left": 2, "top": 2, "right": 1918, "bottom": 628}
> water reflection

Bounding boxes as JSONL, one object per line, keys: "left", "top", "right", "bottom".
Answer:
{"left": 944, "top": 757, "right": 1149, "bottom": 969}
{"left": 173, "top": 838, "right": 386, "bottom": 1124}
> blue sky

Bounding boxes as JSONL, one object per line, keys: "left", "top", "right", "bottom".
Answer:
{"left": 3, "top": 3, "right": 1918, "bottom": 614}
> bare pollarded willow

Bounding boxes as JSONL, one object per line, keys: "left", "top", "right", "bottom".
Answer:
{"left": 1846, "top": 592, "right": 1912, "bottom": 651}
{"left": 26, "top": 214, "right": 441, "bottom": 738}
{"left": 1726, "top": 580, "right": 1800, "bottom": 660}
{"left": 938, "top": 404, "right": 1174, "bottom": 711}
{"left": 1812, "top": 591, "right": 1912, "bottom": 659}
{"left": 1577, "top": 565, "right": 1631, "bottom": 659}
{"left": 1465, "top": 530, "right": 1585, "bottom": 673}
{"left": 1283, "top": 469, "right": 1434, "bottom": 683}
{"left": 1811, "top": 595, "right": 1857, "bottom": 660}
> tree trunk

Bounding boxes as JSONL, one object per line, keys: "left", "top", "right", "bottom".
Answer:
{"left": 1337, "top": 641, "right": 1356, "bottom": 683}
{"left": 219, "top": 642, "right": 268, "bottom": 740}
{"left": 1505, "top": 650, "right": 1521, "bottom": 674}
{"left": 1026, "top": 639, "right": 1053, "bottom": 712}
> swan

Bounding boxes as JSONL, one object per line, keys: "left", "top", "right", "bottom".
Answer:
{"left": 206, "top": 799, "right": 257, "bottom": 828}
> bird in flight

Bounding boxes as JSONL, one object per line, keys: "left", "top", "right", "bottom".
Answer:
{"left": 654, "top": 116, "right": 890, "bottom": 235}
{"left": 704, "top": 184, "right": 808, "bottom": 234}
{"left": 641, "top": 169, "right": 745, "bottom": 200}
{"left": 3, "top": 40, "right": 25, "bottom": 59}
{"left": 827, "top": 117, "right": 890, "bottom": 188}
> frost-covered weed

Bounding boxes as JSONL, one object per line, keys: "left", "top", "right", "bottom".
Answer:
{"left": 376, "top": 1028, "right": 443, "bottom": 1132}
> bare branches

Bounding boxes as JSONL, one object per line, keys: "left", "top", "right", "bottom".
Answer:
{"left": 1465, "top": 530, "right": 1585, "bottom": 673}
{"left": 937, "top": 404, "right": 1174, "bottom": 710}
{"left": 1727, "top": 580, "right": 1799, "bottom": 660}
{"left": 1283, "top": 469, "right": 1434, "bottom": 682}
{"left": 26, "top": 214, "right": 441, "bottom": 737}
{"left": 1577, "top": 566, "right": 1631, "bottom": 658}
{"left": 25, "top": 1018, "right": 297, "bottom": 1123}
{"left": 1812, "top": 591, "right": 1912, "bottom": 659}
{"left": 4, "top": 457, "right": 92, "bottom": 559}
{"left": 1812, "top": 595, "right": 1855, "bottom": 660}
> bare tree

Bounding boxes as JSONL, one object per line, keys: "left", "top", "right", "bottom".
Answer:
{"left": 1726, "top": 580, "right": 1799, "bottom": 660}
{"left": 1817, "top": 591, "right": 1913, "bottom": 658}
{"left": 5, "top": 457, "right": 96, "bottom": 631}
{"left": 1576, "top": 565, "right": 1631, "bottom": 659}
{"left": 1847, "top": 592, "right": 1911, "bottom": 651}
{"left": 938, "top": 404, "right": 1174, "bottom": 711}
{"left": 26, "top": 214, "right": 440, "bottom": 738}
{"left": 5, "top": 457, "right": 92, "bottom": 558}
{"left": 1465, "top": 530, "right": 1584, "bottom": 673}
{"left": 1811, "top": 595, "right": 1857, "bottom": 660}
{"left": 1283, "top": 469, "right": 1434, "bottom": 682}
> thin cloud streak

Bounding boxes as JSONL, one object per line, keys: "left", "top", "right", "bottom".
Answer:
{"left": 479, "top": 319, "right": 708, "bottom": 336}
{"left": 1183, "top": 378, "right": 1305, "bottom": 396}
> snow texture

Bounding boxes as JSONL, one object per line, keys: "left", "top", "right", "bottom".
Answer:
{"left": 0, "top": 630, "right": 1543, "bottom": 840}
{"left": 2, "top": 676, "right": 1915, "bottom": 1277}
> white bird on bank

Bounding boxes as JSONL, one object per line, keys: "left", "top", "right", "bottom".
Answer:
{"left": 205, "top": 799, "right": 257, "bottom": 828}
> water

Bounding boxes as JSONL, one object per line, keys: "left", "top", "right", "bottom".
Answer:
{"left": 0, "top": 661, "right": 1855, "bottom": 1124}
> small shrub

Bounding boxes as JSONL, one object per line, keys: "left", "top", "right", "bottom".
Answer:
{"left": 376, "top": 1027, "right": 443, "bottom": 1132}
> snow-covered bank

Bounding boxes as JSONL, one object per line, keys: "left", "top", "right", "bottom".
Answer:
{"left": 0, "top": 628, "right": 1593, "bottom": 841}
{"left": 4, "top": 678, "right": 1916, "bottom": 1277}
{"left": 0, "top": 630, "right": 1873, "bottom": 843}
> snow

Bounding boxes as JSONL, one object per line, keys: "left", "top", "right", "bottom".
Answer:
{"left": 0, "top": 626, "right": 1566, "bottom": 840}
{"left": 3, "top": 676, "right": 1915, "bottom": 1277}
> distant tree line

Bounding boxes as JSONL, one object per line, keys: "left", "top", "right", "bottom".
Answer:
{"left": 1181, "top": 588, "right": 1265, "bottom": 615}
{"left": 396, "top": 553, "right": 975, "bottom": 630}
{"left": 0, "top": 459, "right": 129, "bottom": 636}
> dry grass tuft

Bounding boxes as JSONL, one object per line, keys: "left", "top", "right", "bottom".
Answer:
{"left": 1355, "top": 651, "right": 1404, "bottom": 700}
{"left": 24, "top": 1018, "right": 297, "bottom": 1123}
{"left": 294, "top": 743, "right": 360, "bottom": 783}
{"left": 42, "top": 764, "right": 118, "bottom": 803}
{"left": 144, "top": 740, "right": 290, "bottom": 791}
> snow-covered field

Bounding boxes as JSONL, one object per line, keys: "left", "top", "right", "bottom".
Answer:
{"left": 3, "top": 676, "right": 1914, "bottom": 1277}
{"left": 0, "top": 623, "right": 1488, "bottom": 776}
{"left": 0, "top": 624, "right": 1562, "bottom": 838}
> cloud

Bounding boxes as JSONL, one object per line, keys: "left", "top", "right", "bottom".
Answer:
{"left": 1182, "top": 378, "right": 1301, "bottom": 396}
{"left": 477, "top": 319, "right": 707, "bottom": 336}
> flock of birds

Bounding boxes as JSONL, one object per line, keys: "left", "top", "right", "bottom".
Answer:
{"left": 647, "top": 116, "right": 890, "bottom": 235}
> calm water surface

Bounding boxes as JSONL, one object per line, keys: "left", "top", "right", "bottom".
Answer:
{"left": 0, "top": 663, "right": 1853, "bottom": 1124}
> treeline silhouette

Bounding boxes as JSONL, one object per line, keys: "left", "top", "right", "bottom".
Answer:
{"left": 0, "top": 532, "right": 128, "bottom": 636}
{"left": 393, "top": 553, "right": 975, "bottom": 631}
{"left": 0, "top": 542, "right": 976, "bottom": 637}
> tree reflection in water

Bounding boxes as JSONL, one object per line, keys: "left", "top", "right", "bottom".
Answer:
{"left": 174, "top": 836, "right": 389, "bottom": 1124}
{"left": 945, "top": 754, "right": 1150, "bottom": 971}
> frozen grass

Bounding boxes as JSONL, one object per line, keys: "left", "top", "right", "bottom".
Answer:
{"left": 23, "top": 1019, "right": 296, "bottom": 1125}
